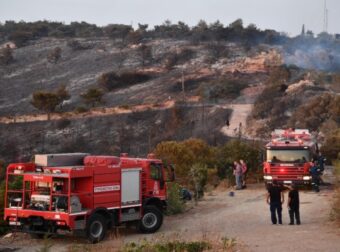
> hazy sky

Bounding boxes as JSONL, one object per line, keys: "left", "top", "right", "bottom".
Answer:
{"left": 1, "top": 0, "right": 339, "bottom": 36}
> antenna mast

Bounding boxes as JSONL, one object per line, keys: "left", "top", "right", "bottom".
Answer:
{"left": 323, "top": 0, "right": 328, "bottom": 32}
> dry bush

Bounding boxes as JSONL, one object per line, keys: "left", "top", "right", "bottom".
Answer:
{"left": 163, "top": 48, "right": 194, "bottom": 70}
{"left": 67, "top": 40, "right": 94, "bottom": 50}
{"left": 98, "top": 71, "right": 151, "bottom": 91}
{"left": 0, "top": 46, "right": 14, "bottom": 65}
{"left": 207, "top": 80, "right": 248, "bottom": 100}
{"left": 321, "top": 129, "right": 340, "bottom": 162}
{"left": 47, "top": 47, "right": 62, "bottom": 63}
{"left": 289, "top": 94, "right": 340, "bottom": 131}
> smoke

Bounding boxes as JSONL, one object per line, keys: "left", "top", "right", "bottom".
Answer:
{"left": 283, "top": 40, "right": 340, "bottom": 72}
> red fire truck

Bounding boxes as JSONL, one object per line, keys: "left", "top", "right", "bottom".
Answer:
{"left": 263, "top": 129, "right": 318, "bottom": 186}
{"left": 4, "top": 153, "right": 170, "bottom": 243}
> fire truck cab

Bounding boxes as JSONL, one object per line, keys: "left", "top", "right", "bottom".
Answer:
{"left": 263, "top": 129, "right": 318, "bottom": 186}
{"left": 4, "top": 153, "right": 169, "bottom": 243}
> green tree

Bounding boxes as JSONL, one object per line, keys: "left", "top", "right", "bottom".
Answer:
{"left": 189, "top": 163, "right": 208, "bottom": 200}
{"left": 154, "top": 138, "right": 214, "bottom": 180}
{"left": 166, "top": 182, "right": 185, "bottom": 214}
{"left": 80, "top": 88, "right": 104, "bottom": 107}
{"left": 216, "top": 140, "right": 262, "bottom": 180}
{"left": 154, "top": 141, "right": 195, "bottom": 179}
{"left": 104, "top": 24, "right": 132, "bottom": 42}
{"left": 182, "top": 138, "right": 214, "bottom": 165}
{"left": 31, "top": 92, "right": 60, "bottom": 120}
{"left": 31, "top": 85, "right": 70, "bottom": 119}
{"left": 137, "top": 23, "right": 148, "bottom": 32}
{"left": 138, "top": 44, "right": 152, "bottom": 66}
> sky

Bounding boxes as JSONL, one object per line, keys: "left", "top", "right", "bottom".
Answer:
{"left": 0, "top": 0, "right": 339, "bottom": 36}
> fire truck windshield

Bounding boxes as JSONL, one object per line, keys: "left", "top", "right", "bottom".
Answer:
{"left": 267, "top": 149, "right": 310, "bottom": 163}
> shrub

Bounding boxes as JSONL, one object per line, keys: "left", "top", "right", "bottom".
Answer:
{"left": 154, "top": 139, "right": 213, "bottom": 180}
{"left": 288, "top": 94, "right": 340, "bottom": 131}
{"left": 166, "top": 182, "right": 185, "bottom": 215}
{"left": 216, "top": 139, "right": 262, "bottom": 181}
{"left": 80, "top": 88, "right": 104, "bottom": 107}
{"left": 74, "top": 106, "right": 88, "bottom": 113}
{"left": 208, "top": 80, "right": 248, "bottom": 100}
{"left": 122, "top": 239, "right": 211, "bottom": 252}
{"left": 119, "top": 104, "right": 131, "bottom": 110}
{"left": 138, "top": 44, "right": 153, "bottom": 66}
{"left": 56, "top": 119, "right": 71, "bottom": 129}
{"left": 67, "top": 40, "right": 93, "bottom": 50}
{"left": 8, "top": 31, "right": 33, "bottom": 47}
{"left": 189, "top": 163, "right": 208, "bottom": 200}
{"left": 321, "top": 129, "right": 340, "bottom": 161}
{"left": 163, "top": 48, "right": 194, "bottom": 70}
{"left": 98, "top": 71, "right": 151, "bottom": 91}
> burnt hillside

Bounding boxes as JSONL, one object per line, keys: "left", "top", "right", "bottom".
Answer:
{"left": 0, "top": 20, "right": 339, "bottom": 162}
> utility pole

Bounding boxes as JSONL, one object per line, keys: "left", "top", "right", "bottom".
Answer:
{"left": 181, "top": 67, "right": 185, "bottom": 98}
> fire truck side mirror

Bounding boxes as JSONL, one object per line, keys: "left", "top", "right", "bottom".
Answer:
{"left": 260, "top": 152, "right": 265, "bottom": 162}
{"left": 160, "top": 178, "right": 165, "bottom": 189}
{"left": 166, "top": 165, "right": 176, "bottom": 182}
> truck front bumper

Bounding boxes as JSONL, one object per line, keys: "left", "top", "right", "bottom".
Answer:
{"left": 264, "top": 175, "right": 312, "bottom": 185}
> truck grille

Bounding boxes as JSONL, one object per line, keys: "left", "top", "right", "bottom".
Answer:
{"left": 269, "top": 165, "right": 306, "bottom": 180}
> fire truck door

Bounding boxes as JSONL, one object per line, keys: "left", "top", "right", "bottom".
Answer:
{"left": 150, "top": 163, "right": 165, "bottom": 196}
{"left": 121, "top": 169, "right": 142, "bottom": 205}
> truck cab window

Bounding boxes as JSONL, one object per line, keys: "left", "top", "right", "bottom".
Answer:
{"left": 150, "top": 163, "right": 162, "bottom": 180}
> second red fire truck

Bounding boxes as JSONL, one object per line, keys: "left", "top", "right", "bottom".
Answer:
{"left": 263, "top": 129, "right": 318, "bottom": 186}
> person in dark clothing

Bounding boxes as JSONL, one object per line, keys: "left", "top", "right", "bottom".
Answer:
{"left": 266, "top": 180, "right": 284, "bottom": 224}
{"left": 310, "top": 161, "right": 321, "bottom": 192}
{"left": 317, "top": 152, "right": 325, "bottom": 172}
{"left": 288, "top": 183, "right": 300, "bottom": 225}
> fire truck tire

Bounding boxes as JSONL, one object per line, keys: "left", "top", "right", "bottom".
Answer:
{"left": 86, "top": 214, "right": 107, "bottom": 243}
{"left": 138, "top": 205, "right": 163, "bottom": 233}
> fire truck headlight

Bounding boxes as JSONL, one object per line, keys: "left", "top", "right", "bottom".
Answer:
{"left": 303, "top": 176, "right": 311, "bottom": 180}
{"left": 264, "top": 176, "right": 273, "bottom": 180}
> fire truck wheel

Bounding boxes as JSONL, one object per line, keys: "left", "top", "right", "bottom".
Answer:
{"left": 86, "top": 214, "right": 107, "bottom": 243}
{"left": 138, "top": 206, "right": 163, "bottom": 233}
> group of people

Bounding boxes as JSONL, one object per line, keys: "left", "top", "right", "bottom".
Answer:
{"left": 233, "top": 159, "right": 247, "bottom": 190}
{"left": 267, "top": 181, "right": 300, "bottom": 225}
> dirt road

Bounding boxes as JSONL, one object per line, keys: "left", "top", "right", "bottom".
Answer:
{"left": 1, "top": 166, "right": 339, "bottom": 252}
{"left": 220, "top": 104, "right": 253, "bottom": 138}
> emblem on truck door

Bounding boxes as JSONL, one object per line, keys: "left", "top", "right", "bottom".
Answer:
{"left": 153, "top": 182, "right": 159, "bottom": 195}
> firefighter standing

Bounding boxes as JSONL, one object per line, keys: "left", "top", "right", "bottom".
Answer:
{"left": 310, "top": 161, "right": 321, "bottom": 192}
{"left": 288, "top": 183, "right": 300, "bottom": 225}
{"left": 266, "top": 180, "right": 284, "bottom": 224}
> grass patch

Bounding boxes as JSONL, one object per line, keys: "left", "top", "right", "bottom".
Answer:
{"left": 122, "top": 239, "right": 211, "bottom": 252}
{"left": 121, "top": 235, "right": 237, "bottom": 252}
